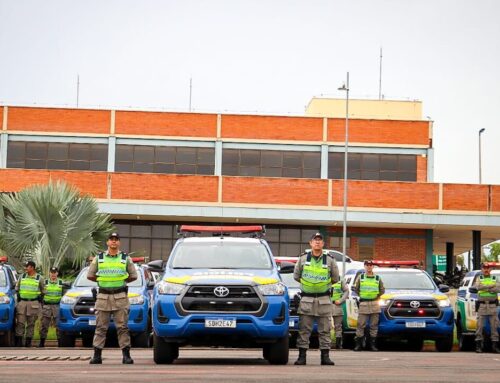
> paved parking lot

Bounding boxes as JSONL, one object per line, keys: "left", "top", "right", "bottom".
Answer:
{"left": 0, "top": 347, "right": 499, "bottom": 383}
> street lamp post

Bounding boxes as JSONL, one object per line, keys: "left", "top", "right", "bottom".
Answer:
{"left": 338, "top": 72, "right": 349, "bottom": 278}
{"left": 479, "top": 128, "right": 485, "bottom": 184}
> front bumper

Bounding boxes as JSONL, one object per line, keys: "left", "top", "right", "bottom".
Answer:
{"left": 0, "top": 303, "right": 15, "bottom": 331}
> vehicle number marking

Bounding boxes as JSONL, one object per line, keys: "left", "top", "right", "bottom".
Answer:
{"left": 405, "top": 321, "right": 425, "bottom": 328}
{"left": 205, "top": 318, "right": 236, "bottom": 328}
{"left": 289, "top": 320, "right": 295, "bottom": 327}
{"left": 89, "top": 319, "right": 96, "bottom": 326}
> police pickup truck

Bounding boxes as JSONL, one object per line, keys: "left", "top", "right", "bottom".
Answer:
{"left": 343, "top": 260, "right": 454, "bottom": 351}
{"left": 58, "top": 259, "right": 155, "bottom": 347}
{"left": 0, "top": 257, "right": 17, "bottom": 347}
{"left": 455, "top": 262, "right": 500, "bottom": 351}
{"left": 152, "top": 225, "right": 289, "bottom": 364}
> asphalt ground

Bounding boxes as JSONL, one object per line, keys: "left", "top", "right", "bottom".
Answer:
{"left": 0, "top": 347, "right": 499, "bottom": 383}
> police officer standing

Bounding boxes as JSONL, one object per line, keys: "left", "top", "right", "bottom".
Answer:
{"left": 87, "top": 232, "right": 137, "bottom": 364}
{"left": 353, "top": 260, "right": 385, "bottom": 351}
{"left": 15, "top": 260, "right": 45, "bottom": 347}
{"left": 39, "top": 266, "right": 63, "bottom": 347}
{"left": 293, "top": 232, "right": 339, "bottom": 366}
{"left": 331, "top": 277, "right": 349, "bottom": 349}
{"left": 474, "top": 262, "right": 500, "bottom": 353}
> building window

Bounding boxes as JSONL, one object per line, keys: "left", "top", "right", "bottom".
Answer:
{"left": 222, "top": 149, "right": 321, "bottom": 179}
{"left": 7, "top": 141, "right": 108, "bottom": 171}
{"left": 266, "top": 226, "right": 320, "bottom": 257}
{"left": 115, "top": 145, "right": 214, "bottom": 175}
{"left": 329, "top": 236, "right": 351, "bottom": 249}
{"left": 358, "top": 237, "right": 374, "bottom": 260}
{"left": 328, "top": 153, "right": 416, "bottom": 181}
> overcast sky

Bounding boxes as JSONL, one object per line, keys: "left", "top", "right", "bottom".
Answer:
{"left": 0, "top": 0, "right": 499, "bottom": 185}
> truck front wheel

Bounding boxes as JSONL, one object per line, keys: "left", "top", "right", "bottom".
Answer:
{"left": 153, "top": 334, "right": 178, "bottom": 364}
{"left": 265, "top": 336, "right": 289, "bottom": 365}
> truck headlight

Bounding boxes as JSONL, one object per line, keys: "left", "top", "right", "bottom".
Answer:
{"left": 378, "top": 298, "right": 390, "bottom": 307}
{"left": 438, "top": 298, "right": 451, "bottom": 307}
{"left": 128, "top": 294, "right": 145, "bottom": 305}
{"left": 61, "top": 295, "right": 78, "bottom": 305}
{"left": 157, "top": 281, "right": 185, "bottom": 295}
{"left": 257, "top": 282, "right": 286, "bottom": 296}
{"left": 0, "top": 295, "right": 11, "bottom": 304}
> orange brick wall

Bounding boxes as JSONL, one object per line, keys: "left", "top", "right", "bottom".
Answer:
{"left": 110, "top": 173, "right": 218, "bottom": 202}
{"left": 115, "top": 111, "right": 217, "bottom": 137}
{"left": 374, "top": 238, "right": 426, "bottom": 263}
{"left": 492, "top": 185, "right": 500, "bottom": 212}
{"left": 442, "top": 184, "right": 489, "bottom": 211}
{"left": 222, "top": 177, "right": 328, "bottom": 205}
{"left": 417, "top": 155, "right": 427, "bottom": 182}
{"left": 331, "top": 180, "right": 439, "bottom": 209}
{"left": 7, "top": 107, "right": 110, "bottom": 134}
{"left": 221, "top": 115, "right": 323, "bottom": 141}
{"left": 328, "top": 119, "right": 430, "bottom": 146}
{"left": 0, "top": 107, "right": 3, "bottom": 130}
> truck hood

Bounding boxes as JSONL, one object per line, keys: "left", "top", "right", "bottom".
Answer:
{"left": 163, "top": 268, "right": 280, "bottom": 286}
{"left": 381, "top": 289, "right": 448, "bottom": 301}
{"left": 63, "top": 285, "right": 143, "bottom": 298}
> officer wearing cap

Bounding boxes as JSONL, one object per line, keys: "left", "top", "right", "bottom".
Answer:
{"left": 293, "top": 232, "right": 339, "bottom": 366}
{"left": 331, "top": 276, "right": 349, "bottom": 350}
{"left": 87, "top": 232, "right": 137, "bottom": 364}
{"left": 14, "top": 260, "right": 45, "bottom": 347}
{"left": 39, "top": 266, "right": 63, "bottom": 347}
{"left": 353, "top": 260, "right": 385, "bottom": 351}
{"left": 474, "top": 262, "right": 500, "bottom": 353}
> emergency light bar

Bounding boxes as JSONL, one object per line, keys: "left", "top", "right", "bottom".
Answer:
{"left": 371, "top": 260, "right": 420, "bottom": 268}
{"left": 483, "top": 262, "right": 500, "bottom": 268}
{"left": 0, "top": 256, "right": 7, "bottom": 263}
{"left": 131, "top": 257, "right": 145, "bottom": 264}
{"left": 178, "top": 225, "right": 265, "bottom": 237}
{"left": 274, "top": 256, "right": 299, "bottom": 264}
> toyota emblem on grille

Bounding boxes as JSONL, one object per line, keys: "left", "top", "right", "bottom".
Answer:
{"left": 410, "top": 300, "right": 420, "bottom": 308}
{"left": 213, "top": 286, "right": 230, "bottom": 297}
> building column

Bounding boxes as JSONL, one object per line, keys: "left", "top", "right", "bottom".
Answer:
{"left": 425, "top": 229, "right": 433, "bottom": 274}
{"left": 107, "top": 136, "right": 116, "bottom": 172}
{"left": 472, "top": 230, "right": 482, "bottom": 270}
{"left": 214, "top": 141, "right": 222, "bottom": 176}
{"left": 320, "top": 144, "right": 328, "bottom": 179}
{"left": 445, "top": 242, "right": 454, "bottom": 276}
{"left": 0, "top": 133, "right": 7, "bottom": 168}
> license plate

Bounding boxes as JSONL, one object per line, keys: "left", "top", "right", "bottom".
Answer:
{"left": 89, "top": 319, "right": 96, "bottom": 326}
{"left": 289, "top": 320, "right": 295, "bottom": 327}
{"left": 405, "top": 321, "right": 425, "bottom": 328}
{"left": 205, "top": 318, "right": 236, "bottom": 328}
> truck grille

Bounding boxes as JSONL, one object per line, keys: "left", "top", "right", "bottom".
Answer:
{"left": 73, "top": 297, "right": 96, "bottom": 316}
{"left": 387, "top": 299, "right": 440, "bottom": 318}
{"left": 180, "top": 285, "right": 262, "bottom": 312}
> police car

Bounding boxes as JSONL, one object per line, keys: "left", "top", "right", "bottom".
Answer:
{"left": 58, "top": 258, "right": 155, "bottom": 347}
{"left": 343, "top": 260, "right": 454, "bottom": 351}
{"left": 0, "top": 257, "right": 17, "bottom": 347}
{"left": 152, "top": 225, "right": 289, "bottom": 365}
{"left": 455, "top": 262, "right": 500, "bottom": 351}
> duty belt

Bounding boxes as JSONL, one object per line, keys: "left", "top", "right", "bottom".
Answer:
{"left": 20, "top": 298, "right": 38, "bottom": 301}
{"left": 301, "top": 291, "right": 330, "bottom": 297}
{"left": 98, "top": 286, "right": 128, "bottom": 294}
{"left": 359, "top": 298, "right": 377, "bottom": 302}
{"left": 479, "top": 299, "right": 498, "bottom": 305}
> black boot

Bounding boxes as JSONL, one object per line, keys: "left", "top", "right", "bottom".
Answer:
{"left": 353, "top": 336, "right": 363, "bottom": 351}
{"left": 369, "top": 338, "right": 379, "bottom": 351}
{"left": 89, "top": 347, "right": 103, "bottom": 364}
{"left": 320, "top": 349, "right": 335, "bottom": 365}
{"left": 14, "top": 336, "right": 23, "bottom": 347}
{"left": 335, "top": 337, "right": 343, "bottom": 350}
{"left": 294, "top": 348, "right": 307, "bottom": 365}
{"left": 25, "top": 337, "right": 32, "bottom": 347}
{"left": 122, "top": 346, "right": 134, "bottom": 364}
{"left": 475, "top": 340, "right": 483, "bottom": 353}
{"left": 492, "top": 341, "right": 500, "bottom": 354}
{"left": 38, "top": 338, "right": 46, "bottom": 348}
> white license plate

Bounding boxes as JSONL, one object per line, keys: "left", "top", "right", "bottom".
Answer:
{"left": 205, "top": 319, "right": 236, "bottom": 328}
{"left": 405, "top": 321, "right": 426, "bottom": 328}
{"left": 89, "top": 319, "right": 96, "bottom": 326}
{"left": 289, "top": 320, "right": 295, "bottom": 327}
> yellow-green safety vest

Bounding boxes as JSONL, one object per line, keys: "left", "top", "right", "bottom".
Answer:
{"left": 478, "top": 275, "right": 497, "bottom": 299}
{"left": 19, "top": 273, "right": 42, "bottom": 300}
{"left": 300, "top": 252, "right": 331, "bottom": 294}
{"left": 359, "top": 274, "right": 380, "bottom": 300}
{"left": 331, "top": 281, "right": 344, "bottom": 301}
{"left": 96, "top": 252, "right": 129, "bottom": 288}
{"left": 44, "top": 278, "right": 63, "bottom": 304}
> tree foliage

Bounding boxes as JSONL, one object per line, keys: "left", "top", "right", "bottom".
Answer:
{"left": 488, "top": 242, "right": 500, "bottom": 262}
{"left": 0, "top": 180, "right": 113, "bottom": 276}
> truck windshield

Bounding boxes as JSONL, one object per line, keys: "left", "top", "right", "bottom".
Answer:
{"left": 376, "top": 270, "right": 436, "bottom": 290}
{"left": 0, "top": 270, "right": 6, "bottom": 287}
{"left": 171, "top": 242, "right": 272, "bottom": 269}
{"left": 73, "top": 267, "right": 143, "bottom": 287}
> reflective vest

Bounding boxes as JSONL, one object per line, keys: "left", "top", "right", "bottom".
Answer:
{"left": 44, "top": 278, "right": 63, "bottom": 304}
{"left": 331, "top": 281, "right": 344, "bottom": 301}
{"left": 300, "top": 252, "right": 331, "bottom": 294}
{"left": 19, "top": 273, "right": 42, "bottom": 300}
{"left": 359, "top": 274, "right": 380, "bottom": 300}
{"left": 96, "top": 252, "right": 129, "bottom": 288}
{"left": 478, "top": 275, "right": 497, "bottom": 299}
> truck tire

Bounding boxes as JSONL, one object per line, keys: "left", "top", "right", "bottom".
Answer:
{"left": 153, "top": 334, "right": 178, "bottom": 364}
{"left": 456, "top": 319, "right": 475, "bottom": 351}
{"left": 406, "top": 336, "right": 424, "bottom": 351}
{"left": 266, "top": 336, "right": 289, "bottom": 365}
{"left": 0, "top": 329, "right": 14, "bottom": 347}
{"left": 435, "top": 333, "right": 453, "bottom": 352}
{"left": 59, "top": 332, "right": 76, "bottom": 347}
{"left": 81, "top": 333, "right": 94, "bottom": 348}
{"left": 132, "top": 331, "right": 149, "bottom": 348}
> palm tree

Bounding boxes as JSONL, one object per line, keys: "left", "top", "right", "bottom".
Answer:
{"left": 0, "top": 180, "right": 113, "bottom": 276}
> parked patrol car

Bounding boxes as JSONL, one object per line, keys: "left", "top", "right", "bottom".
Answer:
{"left": 0, "top": 257, "right": 17, "bottom": 347}
{"left": 343, "top": 261, "right": 454, "bottom": 351}
{"left": 455, "top": 262, "right": 500, "bottom": 351}
{"left": 58, "top": 259, "right": 155, "bottom": 347}
{"left": 152, "top": 225, "right": 289, "bottom": 365}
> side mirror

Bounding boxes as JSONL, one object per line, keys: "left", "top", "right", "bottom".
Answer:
{"left": 468, "top": 287, "right": 478, "bottom": 294}
{"left": 147, "top": 280, "right": 156, "bottom": 290}
{"left": 438, "top": 284, "right": 450, "bottom": 293}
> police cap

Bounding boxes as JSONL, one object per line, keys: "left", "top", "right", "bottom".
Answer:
{"left": 50, "top": 266, "right": 59, "bottom": 273}
{"left": 364, "top": 260, "right": 374, "bottom": 266}
{"left": 24, "top": 260, "right": 36, "bottom": 268}
{"left": 108, "top": 232, "right": 120, "bottom": 240}
{"left": 480, "top": 262, "right": 491, "bottom": 269}
{"left": 310, "top": 232, "right": 324, "bottom": 241}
